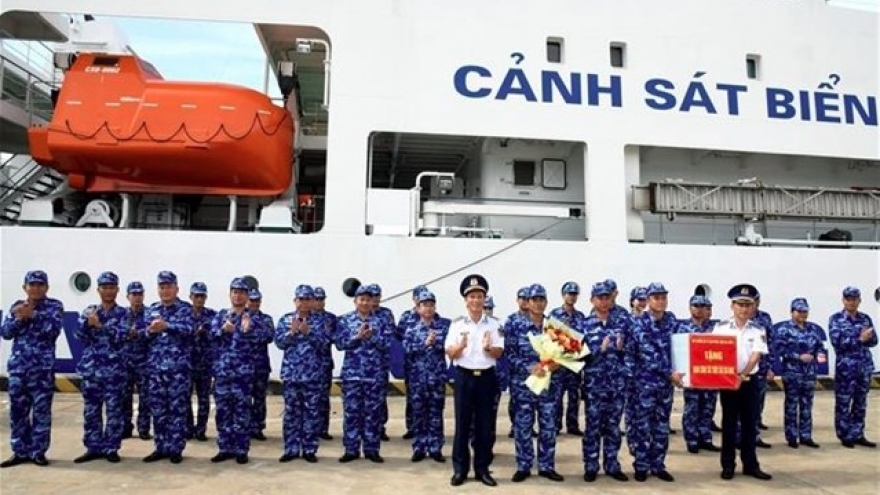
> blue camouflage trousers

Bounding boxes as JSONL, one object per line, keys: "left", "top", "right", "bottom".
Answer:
{"left": 783, "top": 374, "right": 816, "bottom": 443}
{"left": 342, "top": 379, "right": 385, "bottom": 456}
{"left": 410, "top": 379, "right": 445, "bottom": 455}
{"left": 511, "top": 380, "right": 561, "bottom": 472}
{"left": 215, "top": 375, "right": 253, "bottom": 455}
{"left": 81, "top": 375, "right": 125, "bottom": 454}
{"left": 318, "top": 368, "right": 333, "bottom": 436}
{"left": 682, "top": 389, "right": 716, "bottom": 448}
{"left": 7, "top": 370, "right": 54, "bottom": 458}
{"left": 122, "top": 364, "right": 151, "bottom": 435}
{"left": 631, "top": 383, "right": 673, "bottom": 473}
{"left": 624, "top": 378, "right": 638, "bottom": 454}
{"left": 187, "top": 369, "right": 212, "bottom": 436}
{"left": 583, "top": 387, "right": 625, "bottom": 474}
{"left": 555, "top": 369, "right": 581, "bottom": 432}
{"left": 834, "top": 367, "right": 871, "bottom": 443}
{"left": 282, "top": 381, "right": 322, "bottom": 456}
{"left": 149, "top": 371, "right": 190, "bottom": 455}
{"left": 250, "top": 372, "right": 270, "bottom": 435}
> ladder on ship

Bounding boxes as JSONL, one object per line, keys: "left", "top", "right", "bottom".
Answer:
{"left": 632, "top": 181, "right": 880, "bottom": 221}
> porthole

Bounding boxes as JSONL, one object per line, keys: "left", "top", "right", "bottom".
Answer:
{"left": 694, "top": 283, "right": 712, "bottom": 300}
{"left": 71, "top": 272, "right": 92, "bottom": 293}
{"left": 241, "top": 275, "right": 259, "bottom": 291}
{"left": 342, "top": 277, "right": 362, "bottom": 297}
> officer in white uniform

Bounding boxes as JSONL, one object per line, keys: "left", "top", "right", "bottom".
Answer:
{"left": 445, "top": 274, "right": 504, "bottom": 487}
{"left": 711, "top": 284, "right": 772, "bottom": 481}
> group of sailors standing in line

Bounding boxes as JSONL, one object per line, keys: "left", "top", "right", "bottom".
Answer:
{"left": 0, "top": 270, "right": 876, "bottom": 487}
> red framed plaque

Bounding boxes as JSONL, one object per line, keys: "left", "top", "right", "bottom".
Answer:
{"left": 688, "top": 334, "right": 738, "bottom": 389}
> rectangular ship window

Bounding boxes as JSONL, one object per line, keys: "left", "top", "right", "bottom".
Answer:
{"left": 746, "top": 54, "right": 760, "bottom": 79}
{"left": 610, "top": 42, "right": 626, "bottom": 68}
{"left": 547, "top": 38, "right": 563, "bottom": 63}
{"left": 513, "top": 160, "right": 536, "bottom": 186}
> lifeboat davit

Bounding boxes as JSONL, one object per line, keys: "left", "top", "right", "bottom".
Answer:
{"left": 28, "top": 53, "right": 294, "bottom": 196}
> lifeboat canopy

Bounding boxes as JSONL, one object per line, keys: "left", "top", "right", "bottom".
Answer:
{"left": 28, "top": 52, "right": 294, "bottom": 196}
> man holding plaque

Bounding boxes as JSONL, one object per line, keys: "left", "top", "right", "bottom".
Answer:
{"left": 711, "top": 284, "right": 772, "bottom": 481}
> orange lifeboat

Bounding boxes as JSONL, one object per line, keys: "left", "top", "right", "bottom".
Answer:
{"left": 28, "top": 53, "right": 294, "bottom": 196}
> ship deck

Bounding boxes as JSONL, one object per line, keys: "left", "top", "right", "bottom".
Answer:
{"left": 0, "top": 390, "right": 877, "bottom": 495}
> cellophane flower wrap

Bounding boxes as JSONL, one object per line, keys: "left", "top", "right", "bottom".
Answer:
{"left": 525, "top": 317, "right": 591, "bottom": 395}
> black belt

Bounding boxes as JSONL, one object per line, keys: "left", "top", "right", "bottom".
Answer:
{"left": 456, "top": 366, "right": 494, "bottom": 377}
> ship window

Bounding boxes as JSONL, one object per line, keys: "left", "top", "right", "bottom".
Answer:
{"left": 92, "top": 56, "right": 120, "bottom": 66}
{"left": 746, "top": 54, "right": 760, "bottom": 80}
{"left": 513, "top": 160, "right": 536, "bottom": 187}
{"left": 546, "top": 38, "right": 563, "bottom": 63}
{"left": 874, "top": 287, "right": 880, "bottom": 303}
{"left": 541, "top": 159, "right": 566, "bottom": 189}
{"left": 70, "top": 272, "right": 92, "bottom": 293}
{"left": 610, "top": 42, "right": 626, "bottom": 68}
{"left": 694, "top": 284, "right": 712, "bottom": 299}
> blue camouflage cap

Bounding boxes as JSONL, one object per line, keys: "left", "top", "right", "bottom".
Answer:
{"left": 483, "top": 296, "right": 495, "bottom": 309}
{"left": 157, "top": 270, "right": 177, "bottom": 284}
{"left": 727, "top": 283, "right": 758, "bottom": 302}
{"left": 417, "top": 290, "right": 436, "bottom": 303}
{"left": 646, "top": 282, "right": 668, "bottom": 296}
{"left": 604, "top": 279, "right": 618, "bottom": 291}
{"left": 842, "top": 286, "right": 861, "bottom": 298}
{"left": 97, "top": 271, "right": 119, "bottom": 286}
{"left": 460, "top": 274, "right": 488, "bottom": 296}
{"left": 126, "top": 281, "right": 144, "bottom": 294}
{"left": 689, "top": 295, "right": 712, "bottom": 307}
{"left": 411, "top": 285, "right": 427, "bottom": 297}
{"left": 528, "top": 283, "right": 547, "bottom": 299}
{"left": 296, "top": 284, "right": 315, "bottom": 299}
{"left": 591, "top": 282, "right": 612, "bottom": 297}
{"left": 314, "top": 286, "right": 326, "bottom": 299}
{"left": 791, "top": 297, "right": 809, "bottom": 312}
{"left": 229, "top": 278, "right": 249, "bottom": 291}
{"left": 24, "top": 270, "right": 48, "bottom": 284}
{"left": 248, "top": 289, "right": 262, "bottom": 300}
{"left": 355, "top": 285, "right": 372, "bottom": 297}
{"left": 366, "top": 283, "right": 382, "bottom": 297}
{"left": 190, "top": 282, "right": 208, "bottom": 295}
{"left": 630, "top": 286, "right": 647, "bottom": 301}
{"left": 517, "top": 286, "right": 530, "bottom": 299}
{"left": 561, "top": 281, "right": 580, "bottom": 295}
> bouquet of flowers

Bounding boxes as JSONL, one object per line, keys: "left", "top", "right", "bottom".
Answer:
{"left": 525, "top": 317, "right": 591, "bottom": 395}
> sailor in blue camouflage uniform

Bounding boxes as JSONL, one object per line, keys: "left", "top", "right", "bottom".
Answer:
{"left": 581, "top": 282, "right": 629, "bottom": 482}
{"left": 367, "top": 284, "right": 395, "bottom": 442}
{"left": 829, "top": 286, "right": 877, "bottom": 448}
{"left": 397, "top": 285, "right": 427, "bottom": 440}
{"left": 773, "top": 297, "right": 825, "bottom": 449}
{"left": 313, "top": 286, "right": 337, "bottom": 441}
{"left": 122, "top": 281, "right": 153, "bottom": 441}
{"left": 246, "top": 289, "right": 274, "bottom": 441}
{"left": 499, "top": 287, "right": 530, "bottom": 439}
{"left": 550, "top": 281, "right": 586, "bottom": 436}
{"left": 403, "top": 290, "right": 450, "bottom": 462}
{"left": 0, "top": 270, "right": 63, "bottom": 468}
{"left": 74, "top": 272, "right": 129, "bottom": 464}
{"left": 675, "top": 295, "right": 721, "bottom": 454}
{"left": 752, "top": 296, "right": 774, "bottom": 445}
{"left": 142, "top": 270, "right": 194, "bottom": 464}
{"left": 629, "top": 287, "right": 647, "bottom": 317}
{"left": 209, "top": 278, "right": 263, "bottom": 464}
{"left": 507, "top": 284, "right": 565, "bottom": 483}
{"left": 336, "top": 285, "right": 393, "bottom": 463}
{"left": 276, "top": 285, "right": 328, "bottom": 463}
{"left": 626, "top": 282, "right": 679, "bottom": 482}
{"left": 187, "top": 282, "right": 216, "bottom": 442}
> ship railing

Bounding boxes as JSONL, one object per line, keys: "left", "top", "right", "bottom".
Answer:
{"left": 0, "top": 52, "right": 56, "bottom": 125}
